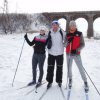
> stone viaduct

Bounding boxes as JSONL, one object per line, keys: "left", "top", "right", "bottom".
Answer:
{"left": 42, "top": 11, "right": 100, "bottom": 38}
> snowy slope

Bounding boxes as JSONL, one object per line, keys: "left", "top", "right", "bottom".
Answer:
{"left": 0, "top": 33, "right": 100, "bottom": 100}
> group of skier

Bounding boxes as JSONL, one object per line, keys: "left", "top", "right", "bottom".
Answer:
{"left": 24, "top": 20, "right": 89, "bottom": 91}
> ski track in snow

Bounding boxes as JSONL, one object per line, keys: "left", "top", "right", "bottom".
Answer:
{"left": 0, "top": 33, "right": 100, "bottom": 100}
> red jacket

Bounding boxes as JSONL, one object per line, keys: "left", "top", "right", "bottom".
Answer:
{"left": 66, "top": 31, "right": 82, "bottom": 54}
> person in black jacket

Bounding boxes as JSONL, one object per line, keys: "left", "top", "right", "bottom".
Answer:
{"left": 24, "top": 26, "right": 48, "bottom": 86}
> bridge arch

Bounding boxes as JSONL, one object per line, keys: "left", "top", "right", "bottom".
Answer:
{"left": 75, "top": 18, "right": 88, "bottom": 37}
{"left": 93, "top": 17, "right": 100, "bottom": 37}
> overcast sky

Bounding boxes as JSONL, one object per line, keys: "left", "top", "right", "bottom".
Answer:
{"left": 0, "top": 0, "right": 100, "bottom": 13}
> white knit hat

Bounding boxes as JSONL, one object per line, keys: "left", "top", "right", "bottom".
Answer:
{"left": 39, "top": 26, "right": 47, "bottom": 31}
{"left": 69, "top": 20, "right": 77, "bottom": 28}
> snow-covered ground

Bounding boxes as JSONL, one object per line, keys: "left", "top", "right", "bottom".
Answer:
{"left": 0, "top": 33, "right": 100, "bottom": 100}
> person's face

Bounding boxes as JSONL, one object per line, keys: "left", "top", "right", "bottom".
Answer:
{"left": 69, "top": 26, "right": 76, "bottom": 33}
{"left": 52, "top": 23, "right": 59, "bottom": 32}
{"left": 40, "top": 30, "right": 45, "bottom": 35}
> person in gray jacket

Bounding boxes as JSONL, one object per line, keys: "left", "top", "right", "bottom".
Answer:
{"left": 46, "top": 20, "right": 66, "bottom": 88}
{"left": 65, "top": 20, "right": 89, "bottom": 92}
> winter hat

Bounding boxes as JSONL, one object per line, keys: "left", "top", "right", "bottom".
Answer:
{"left": 52, "top": 20, "right": 59, "bottom": 25}
{"left": 39, "top": 26, "right": 47, "bottom": 31}
{"left": 69, "top": 20, "right": 77, "bottom": 28}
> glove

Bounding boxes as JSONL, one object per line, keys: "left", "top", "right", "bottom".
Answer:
{"left": 68, "top": 37, "right": 74, "bottom": 43}
{"left": 71, "top": 50, "right": 77, "bottom": 54}
{"left": 24, "top": 33, "right": 27, "bottom": 39}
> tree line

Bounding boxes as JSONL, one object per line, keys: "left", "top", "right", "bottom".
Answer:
{"left": 0, "top": 13, "right": 48, "bottom": 34}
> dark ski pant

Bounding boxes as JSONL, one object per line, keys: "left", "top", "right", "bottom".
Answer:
{"left": 46, "top": 54, "right": 63, "bottom": 83}
{"left": 32, "top": 53, "right": 46, "bottom": 82}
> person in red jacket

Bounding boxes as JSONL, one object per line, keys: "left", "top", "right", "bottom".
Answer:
{"left": 65, "top": 20, "right": 89, "bottom": 92}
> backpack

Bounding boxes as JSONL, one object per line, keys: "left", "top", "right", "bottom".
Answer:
{"left": 47, "top": 29, "right": 63, "bottom": 49}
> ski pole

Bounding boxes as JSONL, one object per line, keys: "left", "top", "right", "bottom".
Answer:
{"left": 82, "top": 66, "right": 100, "bottom": 96}
{"left": 12, "top": 36, "right": 26, "bottom": 87}
{"left": 66, "top": 42, "right": 72, "bottom": 89}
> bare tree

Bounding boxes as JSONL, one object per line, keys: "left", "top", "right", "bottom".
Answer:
{"left": 0, "top": 12, "right": 48, "bottom": 34}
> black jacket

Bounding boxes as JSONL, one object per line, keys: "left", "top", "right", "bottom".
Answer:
{"left": 25, "top": 34, "right": 48, "bottom": 54}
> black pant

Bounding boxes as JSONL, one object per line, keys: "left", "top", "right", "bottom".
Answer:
{"left": 46, "top": 54, "right": 63, "bottom": 83}
{"left": 32, "top": 53, "right": 45, "bottom": 82}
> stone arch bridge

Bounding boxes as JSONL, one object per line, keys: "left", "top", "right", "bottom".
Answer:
{"left": 42, "top": 11, "right": 100, "bottom": 38}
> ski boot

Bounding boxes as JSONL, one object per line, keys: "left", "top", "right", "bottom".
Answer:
{"left": 36, "top": 82, "right": 42, "bottom": 88}
{"left": 47, "top": 82, "right": 52, "bottom": 89}
{"left": 84, "top": 82, "right": 89, "bottom": 92}
{"left": 28, "top": 81, "right": 36, "bottom": 86}
{"left": 58, "top": 83, "right": 62, "bottom": 87}
{"left": 68, "top": 79, "right": 72, "bottom": 89}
